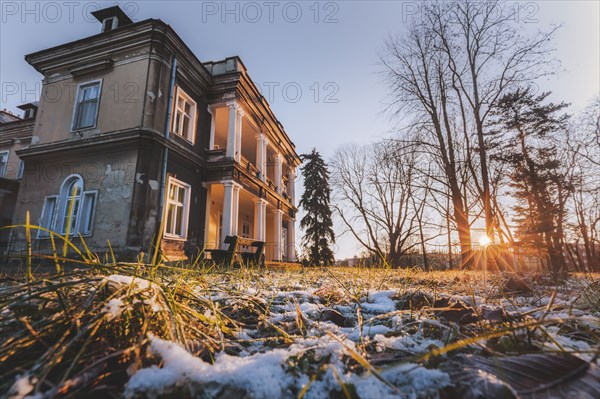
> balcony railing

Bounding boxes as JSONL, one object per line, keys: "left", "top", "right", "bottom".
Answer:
{"left": 208, "top": 153, "right": 293, "bottom": 204}
{"left": 240, "top": 155, "right": 261, "bottom": 179}
{"left": 266, "top": 176, "right": 275, "bottom": 191}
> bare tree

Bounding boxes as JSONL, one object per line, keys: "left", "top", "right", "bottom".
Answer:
{"left": 331, "top": 142, "right": 431, "bottom": 267}
{"left": 425, "top": 0, "right": 558, "bottom": 240}
{"left": 381, "top": 17, "right": 475, "bottom": 267}
{"left": 381, "top": 0, "right": 558, "bottom": 268}
{"left": 564, "top": 98, "right": 600, "bottom": 271}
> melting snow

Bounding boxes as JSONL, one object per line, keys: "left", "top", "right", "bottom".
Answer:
{"left": 6, "top": 374, "right": 38, "bottom": 399}
{"left": 125, "top": 337, "right": 299, "bottom": 399}
{"left": 125, "top": 335, "right": 451, "bottom": 399}
{"left": 374, "top": 334, "right": 444, "bottom": 354}
{"left": 102, "top": 298, "right": 125, "bottom": 321}
{"left": 360, "top": 290, "right": 397, "bottom": 314}
{"left": 103, "top": 275, "right": 152, "bottom": 290}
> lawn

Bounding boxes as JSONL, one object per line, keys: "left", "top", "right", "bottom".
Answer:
{"left": 1, "top": 262, "right": 599, "bottom": 398}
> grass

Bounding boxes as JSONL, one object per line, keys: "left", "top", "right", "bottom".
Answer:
{"left": 1, "top": 222, "right": 599, "bottom": 398}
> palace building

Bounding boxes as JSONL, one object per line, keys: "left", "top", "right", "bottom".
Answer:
{"left": 2, "top": 6, "right": 300, "bottom": 262}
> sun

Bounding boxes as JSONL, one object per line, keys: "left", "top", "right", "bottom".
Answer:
{"left": 479, "top": 235, "right": 492, "bottom": 247}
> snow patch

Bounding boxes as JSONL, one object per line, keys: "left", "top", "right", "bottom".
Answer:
{"left": 374, "top": 334, "right": 444, "bottom": 354}
{"left": 360, "top": 290, "right": 397, "bottom": 314}
{"left": 102, "top": 298, "right": 125, "bottom": 321}
{"left": 6, "top": 373, "right": 38, "bottom": 399}
{"left": 125, "top": 337, "right": 299, "bottom": 399}
{"left": 103, "top": 275, "right": 152, "bottom": 290}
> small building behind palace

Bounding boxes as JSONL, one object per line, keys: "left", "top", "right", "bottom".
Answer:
{"left": 1, "top": 6, "right": 300, "bottom": 262}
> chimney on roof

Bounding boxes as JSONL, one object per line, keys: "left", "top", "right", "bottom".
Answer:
{"left": 91, "top": 6, "right": 133, "bottom": 33}
{"left": 17, "top": 102, "right": 39, "bottom": 120}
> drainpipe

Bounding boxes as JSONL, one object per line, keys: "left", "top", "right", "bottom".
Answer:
{"left": 156, "top": 56, "right": 177, "bottom": 235}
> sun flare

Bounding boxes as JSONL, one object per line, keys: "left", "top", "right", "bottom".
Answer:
{"left": 478, "top": 235, "right": 492, "bottom": 247}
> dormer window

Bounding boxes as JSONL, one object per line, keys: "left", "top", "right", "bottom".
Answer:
{"left": 91, "top": 6, "right": 133, "bottom": 32}
{"left": 17, "top": 102, "right": 38, "bottom": 120}
{"left": 171, "top": 87, "right": 197, "bottom": 143}
{"left": 102, "top": 17, "right": 118, "bottom": 32}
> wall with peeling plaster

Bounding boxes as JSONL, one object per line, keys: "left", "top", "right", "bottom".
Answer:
{"left": 12, "top": 146, "right": 138, "bottom": 254}
{"left": 34, "top": 53, "right": 150, "bottom": 146}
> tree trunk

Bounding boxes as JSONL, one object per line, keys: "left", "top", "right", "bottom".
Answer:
{"left": 452, "top": 193, "right": 472, "bottom": 269}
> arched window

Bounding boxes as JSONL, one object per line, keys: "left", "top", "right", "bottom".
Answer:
{"left": 38, "top": 175, "right": 98, "bottom": 238}
{"left": 59, "top": 176, "right": 83, "bottom": 234}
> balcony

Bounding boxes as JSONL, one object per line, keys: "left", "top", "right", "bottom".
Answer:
{"left": 240, "top": 155, "right": 261, "bottom": 179}
{"left": 207, "top": 148, "right": 226, "bottom": 162}
{"left": 207, "top": 103, "right": 295, "bottom": 207}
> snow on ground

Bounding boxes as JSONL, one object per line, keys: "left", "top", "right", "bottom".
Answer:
{"left": 117, "top": 270, "right": 600, "bottom": 398}
{"left": 126, "top": 336, "right": 301, "bottom": 398}
{"left": 102, "top": 298, "right": 125, "bottom": 321}
{"left": 103, "top": 274, "right": 153, "bottom": 290}
{"left": 360, "top": 290, "right": 398, "bottom": 314}
{"left": 125, "top": 335, "right": 451, "bottom": 399}
{"left": 5, "top": 374, "right": 37, "bottom": 399}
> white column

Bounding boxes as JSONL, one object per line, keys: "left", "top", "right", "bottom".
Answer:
{"left": 287, "top": 218, "right": 296, "bottom": 261}
{"left": 262, "top": 136, "right": 268, "bottom": 181}
{"left": 235, "top": 108, "right": 244, "bottom": 162}
{"left": 288, "top": 168, "right": 296, "bottom": 204}
{"left": 261, "top": 201, "right": 267, "bottom": 241}
{"left": 274, "top": 153, "right": 283, "bottom": 194}
{"left": 220, "top": 180, "right": 241, "bottom": 248}
{"left": 208, "top": 106, "right": 215, "bottom": 150}
{"left": 253, "top": 200, "right": 259, "bottom": 240}
{"left": 254, "top": 198, "right": 267, "bottom": 241}
{"left": 204, "top": 184, "right": 212, "bottom": 245}
{"left": 273, "top": 209, "right": 283, "bottom": 261}
{"left": 221, "top": 181, "right": 234, "bottom": 248}
{"left": 232, "top": 184, "right": 240, "bottom": 235}
{"left": 226, "top": 102, "right": 238, "bottom": 159}
{"left": 255, "top": 133, "right": 268, "bottom": 181}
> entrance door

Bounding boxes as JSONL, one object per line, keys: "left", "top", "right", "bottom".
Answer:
{"left": 281, "top": 227, "right": 288, "bottom": 260}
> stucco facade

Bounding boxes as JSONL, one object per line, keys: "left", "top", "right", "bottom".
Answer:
{"left": 7, "top": 6, "right": 300, "bottom": 262}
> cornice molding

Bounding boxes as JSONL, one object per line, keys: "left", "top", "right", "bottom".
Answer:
{"left": 16, "top": 128, "right": 206, "bottom": 169}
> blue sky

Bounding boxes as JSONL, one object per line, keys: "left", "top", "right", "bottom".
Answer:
{"left": 1, "top": 1, "right": 599, "bottom": 258}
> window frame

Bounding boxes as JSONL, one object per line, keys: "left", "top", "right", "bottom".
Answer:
{"left": 163, "top": 176, "right": 191, "bottom": 240}
{"left": 102, "top": 16, "right": 118, "bottom": 31}
{"left": 37, "top": 175, "right": 98, "bottom": 239}
{"left": 79, "top": 190, "right": 98, "bottom": 236}
{"left": 58, "top": 177, "right": 83, "bottom": 235}
{"left": 71, "top": 79, "right": 103, "bottom": 132}
{"left": 171, "top": 86, "right": 197, "bottom": 143}
{"left": 0, "top": 151, "right": 8, "bottom": 178}
{"left": 37, "top": 195, "right": 58, "bottom": 238}
{"left": 16, "top": 159, "right": 24, "bottom": 180}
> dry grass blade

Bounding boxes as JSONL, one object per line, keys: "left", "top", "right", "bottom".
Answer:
{"left": 326, "top": 332, "right": 401, "bottom": 393}
{"left": 0, "top": 223, "right": 598, "bottom": 398}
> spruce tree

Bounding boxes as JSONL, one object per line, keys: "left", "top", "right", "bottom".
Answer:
{"left": 299, "top": 149, "right": 335, "bottom": 265}
{"left": 491, "top": 89, "right": 571, "bottom": 276}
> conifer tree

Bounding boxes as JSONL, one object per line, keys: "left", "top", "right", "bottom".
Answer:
{"left": 299, "top": 149, "right": 335, "bottom": 265}
{"left": 491, "top": 89, "right": 571, "bottom": 276}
